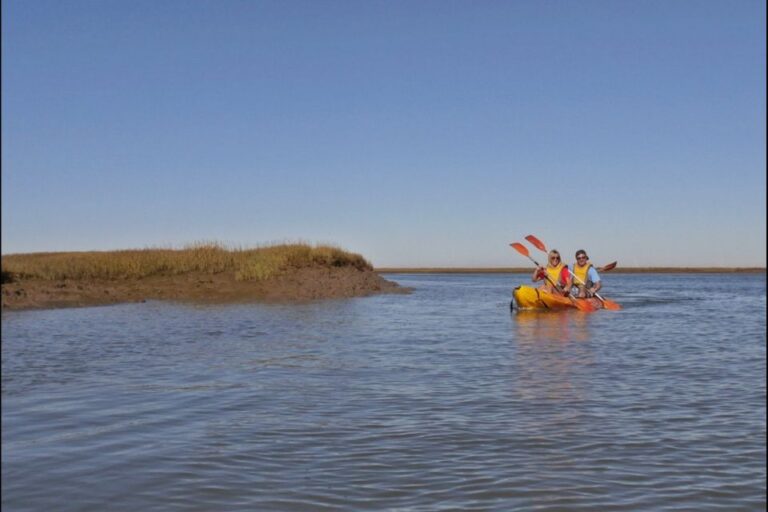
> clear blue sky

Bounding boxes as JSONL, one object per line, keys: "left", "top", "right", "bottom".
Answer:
{"left": 2, "top": 0, "right": 765, "bottom": 267}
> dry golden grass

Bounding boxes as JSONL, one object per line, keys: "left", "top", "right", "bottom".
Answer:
{"left": 1, "top": 242, "right": 372, "bottom": 282}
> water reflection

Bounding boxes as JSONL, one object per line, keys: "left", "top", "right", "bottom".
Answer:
{"left": 511, "top": 310, "right": 591, "bottom": 343}
{"left": 508, "top": 310, "right": 595, "bottom": 407}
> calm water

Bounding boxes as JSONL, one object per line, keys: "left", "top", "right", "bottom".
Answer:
{"left": 2, "top": 273, "right": 766, "bottom": 511}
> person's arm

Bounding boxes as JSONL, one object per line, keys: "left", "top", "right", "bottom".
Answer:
{"left": 589, "top": 267, "right": 602, "bottom": 295}
{"left": 532, "top": 267, "right": 545, "bottom": 282}
{"left": 562, "top": 267, "right": 573, "bottom": 295}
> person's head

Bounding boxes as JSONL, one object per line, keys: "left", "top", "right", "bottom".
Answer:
{"left": 575, "top": 250, "right": 589, "bottom": 264}
{"left": 548, "top": 250, "right": 562, "bottom": 266}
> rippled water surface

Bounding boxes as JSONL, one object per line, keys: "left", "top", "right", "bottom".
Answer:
{"left": 2, "top": 273, "right": 766, "bottom": 511}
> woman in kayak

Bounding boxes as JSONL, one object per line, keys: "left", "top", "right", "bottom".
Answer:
{"left": 571, "top": 249, "right": 602, "bottom": 298}
{"left": 532, "top": 249, "right": 571, "bottom": 295}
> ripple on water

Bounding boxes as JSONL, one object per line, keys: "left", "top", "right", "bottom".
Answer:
{"left": 2, "top": 274, "right": 766, "bottom": 511}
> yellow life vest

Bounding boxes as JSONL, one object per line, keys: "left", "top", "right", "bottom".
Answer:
{"left": 545, "top": 263, "right": 567, "bottom": 287}
{"left": 572, "top": 262, "right": 593, "bottom": 284}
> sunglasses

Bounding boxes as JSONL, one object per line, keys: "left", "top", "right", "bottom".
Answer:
{"left": 577, "top": 256, "right": 587, "bottom": 260}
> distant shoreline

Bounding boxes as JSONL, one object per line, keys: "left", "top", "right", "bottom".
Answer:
{"left": 376, "top": 267, "right": 766, "bottom": 274}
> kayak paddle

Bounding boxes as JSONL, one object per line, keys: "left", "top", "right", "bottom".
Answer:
{"left": 524, "top": 235, "right": 622, "bottom": 311}
{"left": 510, "top": 242, "right": 596, "bottom": 312}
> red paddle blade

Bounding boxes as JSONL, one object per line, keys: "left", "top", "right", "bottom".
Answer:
{"left": 601, "top": 298, "right": 622, "bottom": 311}
{"left": 599, "top": 261, "right": 618, "bottom": 272}
{"left": 510, "top": 242, "right": 530, "bottom": 257}
{"left": 525, "top": 235, "right": 547, "bottom": 253}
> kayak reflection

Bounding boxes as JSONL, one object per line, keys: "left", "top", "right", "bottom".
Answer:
{"left": 508, "top": 310, "right": 595, "bottom": 406}
{"left": 511, "top": 310, "right": 591, "bottom": 343}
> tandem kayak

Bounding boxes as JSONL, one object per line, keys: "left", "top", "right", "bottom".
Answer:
{"left": 511, "top": 285, "right": 602, "bottom": 311}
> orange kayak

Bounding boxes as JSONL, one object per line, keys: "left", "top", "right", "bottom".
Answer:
{"left": 512, "top": 285, "right": 602, "bottom": 311}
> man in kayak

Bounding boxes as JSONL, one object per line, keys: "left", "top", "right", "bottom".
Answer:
{"left": 532, "top": 249, "right": 571, "bottom": 295}
{"left": 571, "top": 249, "right": 602, "bottom": 298}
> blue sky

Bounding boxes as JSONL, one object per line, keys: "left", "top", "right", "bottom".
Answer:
{"left": 2, "top": 0, "right": 765, "bottom": 267}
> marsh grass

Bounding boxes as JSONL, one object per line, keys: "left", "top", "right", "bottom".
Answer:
{"left": 1, "top": 243, "right": 372, "bottom": 282}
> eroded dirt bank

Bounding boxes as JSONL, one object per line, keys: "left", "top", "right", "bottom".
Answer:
{"left": 1, "top": 267, "right": 409, "bottom": 311}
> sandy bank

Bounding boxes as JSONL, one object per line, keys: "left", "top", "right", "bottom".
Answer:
{"left": 2, "top": 267, "right": 409, "bottom": 311}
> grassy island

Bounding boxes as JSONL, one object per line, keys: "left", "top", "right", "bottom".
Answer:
{"left": 1, "top": 243, "right": 407, "bottom": 310}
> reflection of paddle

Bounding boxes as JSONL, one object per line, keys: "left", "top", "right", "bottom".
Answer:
{"left": 510, "top": 242, "right": 596, "bottom": 312}
{"left": 524, "top": 235, "right": 622, "bottom": 311}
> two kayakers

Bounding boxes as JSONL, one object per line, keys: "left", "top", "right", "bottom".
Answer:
{"left": 571, "top": 249, "right": 602, "bottom": 298}
{"left": 532, "top": 249, "right": 571, "bottom": 295}
{"left": 532, "top": 248, "right": 603, "bottom": 298}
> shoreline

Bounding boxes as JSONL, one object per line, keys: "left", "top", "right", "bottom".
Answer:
{"left": 3, "top": 265, "right": 764, "bottom": 312}
{"left": 1, "top": 267, "right": 409, "bottom": 312}
{"left": 375, "top": 267, "right": 766, "bottom": 274}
